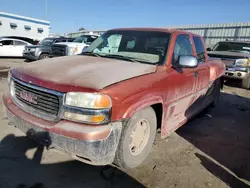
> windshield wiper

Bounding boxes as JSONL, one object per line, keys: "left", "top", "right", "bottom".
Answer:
{"left": 81, "top": 51, "right": 101, "bottom": 57}
{"left": 102, "top": 54, "right": 140, "bottom": 63}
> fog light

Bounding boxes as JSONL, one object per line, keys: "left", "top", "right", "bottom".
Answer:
{"left": 237, "top": 73, "right": 242, "bottom": 77}
{"left": 64, "top": 112, "right": 105, "bottom": 123}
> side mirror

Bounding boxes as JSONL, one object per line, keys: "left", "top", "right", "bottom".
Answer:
{"left": 178, "top": 55, "right": 198, "bottom": 68}
{"left": 206, "top": 47, "right": 212, "bottom": 51}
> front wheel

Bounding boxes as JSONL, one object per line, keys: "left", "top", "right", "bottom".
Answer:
{"left": 114, "top": 107, "right": 157, "bottom": 169}
{"left": 39, "top": 54, "right": 49, "bottom": 60}
{"left": 241, "top": 74, "right": 250, "bottom": 89}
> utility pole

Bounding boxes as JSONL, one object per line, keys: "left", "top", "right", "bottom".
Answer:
{"left": 45, "top": 0, "right": 48, "bottom": 18}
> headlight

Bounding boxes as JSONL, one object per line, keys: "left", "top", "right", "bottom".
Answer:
{"left": 29, "top": 48, "right": 36, "bottom": 52}
{"left": 64, "top": 92, "right": 112, "bottom": 124}
{"left": 68, "top": 47, "right": 78, "bottom": 55}
{"left": 235, "top": 59, "right": 249, "bottom": 66}
{"left": 65, "top": 92, "right": 112, "bottom": 109}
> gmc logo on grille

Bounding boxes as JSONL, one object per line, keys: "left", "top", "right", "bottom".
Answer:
{"left": 19, "top": 91, "right": 38, "bottom": 104}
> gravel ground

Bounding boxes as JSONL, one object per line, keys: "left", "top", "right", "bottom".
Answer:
{"left": 0, "top": 58, "right": 249, "bottom": 188}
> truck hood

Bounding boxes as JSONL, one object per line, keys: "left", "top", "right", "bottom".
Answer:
{"left": 208, "top": 51, "right": 250, "bottom": 59}
{"left": 11, "top": 55, "right": 157, "bottom": 92}
{"left": 55, "top": 42, "right": 87, "bottom": 47}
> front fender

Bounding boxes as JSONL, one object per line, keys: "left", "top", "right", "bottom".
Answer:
{"left": 122, "top": 95, "right": 163, "bottom": 119}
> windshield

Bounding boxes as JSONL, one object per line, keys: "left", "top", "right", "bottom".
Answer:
{"left": 73, "top": 35, "right": 98, "bottom": 44}
{"left": 39, "top": 38, "right": 54, "bottom": 46}
{"left": 85, "top": 30, "right": 171, "bottom": 65}
{"left": 213, "top": 42, "right": 250, "bottom": 53}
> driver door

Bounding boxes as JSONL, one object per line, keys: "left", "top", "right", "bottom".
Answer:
{"left": 163, "top": 34, "right": 199, "bottom": 134}
{"left": 0, "top": 40, "right": 15, "bottom": 56}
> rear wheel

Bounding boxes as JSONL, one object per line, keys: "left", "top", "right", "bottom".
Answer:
{"left": 241, "top": 74, "right": 250, "bottom": 89}
{"left": 114, "top": 107, "right": 157, "bottom": 169}
{"left": 39, "top": 54, "right": 49, "bottom": 60}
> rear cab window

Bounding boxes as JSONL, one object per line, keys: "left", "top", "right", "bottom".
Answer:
{"left": 193, "top": 36, "right": 206, "bottom": 63}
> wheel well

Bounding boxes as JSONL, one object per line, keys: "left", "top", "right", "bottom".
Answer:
{"left": 40, "top": 53, "right": 49, "bottom": 56}
{"left": 151, "top": 103, "right": 163, "bottom": 130}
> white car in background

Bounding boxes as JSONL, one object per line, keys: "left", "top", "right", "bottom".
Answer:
{"left": 50, "top": 34, "right": 99, "bottom": 57}
{"left": 0, "top": 38, "right": 32, "bottom": 57}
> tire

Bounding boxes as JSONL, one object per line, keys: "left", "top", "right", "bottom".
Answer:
{"left": 114, "top": 107, "right": 157, "bottom": 169}
{"left": 241, "top": 75, "right": 250, "bottom": 89}
{"left": 210, "top": 79, "right": 221, "bottom": 108}
{"left": 39, "top": 54, "right": 49, "bottom": 60}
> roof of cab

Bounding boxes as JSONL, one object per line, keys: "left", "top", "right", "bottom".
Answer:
{"left": 108, "top": 27, "right": 201, "bottom": 36}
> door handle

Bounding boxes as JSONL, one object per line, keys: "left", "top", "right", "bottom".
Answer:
{"left": 194, "top": 71, "right": 199, "bottom": 78}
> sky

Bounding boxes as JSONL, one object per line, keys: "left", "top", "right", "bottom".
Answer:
{"left": 1, "top": 0, "right": 250, "bottom": 34}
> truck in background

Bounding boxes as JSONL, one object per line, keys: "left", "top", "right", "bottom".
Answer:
{"left": 208, "top": 41, "right": 250, "bottom": 89}
{"left": 23, "top": 37, "right": 75, "bottom": 61}
{"left": 50, "top": 34, "right": 99, "bottom": 57}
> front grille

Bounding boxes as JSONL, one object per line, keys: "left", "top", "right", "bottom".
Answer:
{"left": 51, "top": 45, "right": 67, "bottom": 57}
{"left": 221, "top": 59, "right": 235, "bottom": 66}
{"left": 14, "top": 80, "right": 60, "bottom": 117}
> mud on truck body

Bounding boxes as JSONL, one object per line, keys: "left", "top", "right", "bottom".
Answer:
{"left": 3, "top": 28, "right": 224, "bottom": 169}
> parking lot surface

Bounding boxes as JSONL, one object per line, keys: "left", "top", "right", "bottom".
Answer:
{"left": 0, "top": 58, "right": 249, "bottom": 188}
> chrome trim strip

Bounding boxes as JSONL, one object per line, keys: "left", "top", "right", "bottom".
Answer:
{"left": 12, "top": 77, "right": 64, "bottom": 97}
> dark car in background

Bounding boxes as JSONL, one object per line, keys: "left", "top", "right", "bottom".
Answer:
{"left": 23, "top": 37, "right": 75, "bottom": 61}
{"left": 208, "top": 41, "right": 250, "bottom": 89}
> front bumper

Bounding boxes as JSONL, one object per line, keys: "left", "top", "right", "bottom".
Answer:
{"left": 224, "top": 71, "right": 249, "bottom": 80}
{"left": 3, "top": 94, "right": 122, "bottom": 166}
{"left": 224, "top": 67, "right": 249, "bottom": 80}
{"left": 23, "top": 52, "right": 39, "bottom": 61}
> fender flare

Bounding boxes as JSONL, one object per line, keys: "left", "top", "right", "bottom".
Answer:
{"left": 122, "top": 95, "right": 164, "bottom": 119}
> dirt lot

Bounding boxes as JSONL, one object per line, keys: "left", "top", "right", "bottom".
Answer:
{"left": 0, "top": 58, "right": 249, "bottom": 188}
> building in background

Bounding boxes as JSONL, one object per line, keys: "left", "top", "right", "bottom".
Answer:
{"left": 0, "top": 12, "right": 50, "bottom": 41}
{"left": 169, "top": 22, "right": 250, "bottom": 47}
{"left": 66, "top": 22, "right": 250, "bottom": 47}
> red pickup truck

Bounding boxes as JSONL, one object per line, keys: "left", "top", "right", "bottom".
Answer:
{"left": 3, "top": 28, "right": 224, "bottom": 169}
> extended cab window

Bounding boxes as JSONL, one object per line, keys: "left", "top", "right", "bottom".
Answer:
{"left": 193, "top": 36, "right": 205, "bottom": 63}
{"left": 172, "top": 34, "right": 192, "bottom": 64}
{"left": 87, "top": 30, "right": 170, "bottom": 65}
